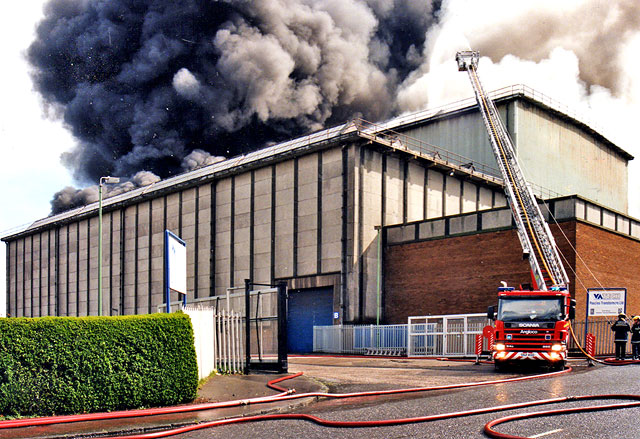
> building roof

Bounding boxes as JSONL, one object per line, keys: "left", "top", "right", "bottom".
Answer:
{"left": 2, "top": 85, "right": 633, "bottom": 241}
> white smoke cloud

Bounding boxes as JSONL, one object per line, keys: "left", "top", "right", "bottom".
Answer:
{"left": 172, "top": 68, "right": 201, "bottom": 99}
{"left": 181, "top": 149, "right": 226, "bottom": 171}
{"left": 397, "top": 0, "right": 640, "bottom": 216}
{"left": 130, "top": 170, "right": 162, "bottom": 187}
{"left": 399, "top": 48, "right": 588, "bottom": 112}
{"left": 213, "top": 0, "right": 394, "bottom": 129}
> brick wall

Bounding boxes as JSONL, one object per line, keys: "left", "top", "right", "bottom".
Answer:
{"left": 383, "top": 223, "right": 577, "bottom": 324}
{"left": 574, "top": 222, "right": 640, "bottom": 320}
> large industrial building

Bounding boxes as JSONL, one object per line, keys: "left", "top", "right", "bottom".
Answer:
{"left": 3, "top": 85, "right": 640, "bottom": 351}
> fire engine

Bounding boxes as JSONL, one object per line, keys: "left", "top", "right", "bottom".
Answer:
{"left": 456, "top": 51, "right": 576, "bottom": 370}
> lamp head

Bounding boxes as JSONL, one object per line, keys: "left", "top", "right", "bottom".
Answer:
{"left": 101, "top": 176, "right": 121, "bottom": 185}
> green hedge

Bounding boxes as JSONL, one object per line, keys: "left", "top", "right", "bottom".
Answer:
{"left": 0, "top": 312, "right": 198, "bottom": 417}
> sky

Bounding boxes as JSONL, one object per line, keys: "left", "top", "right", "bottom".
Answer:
{"left": 1, "top": 0, "right": 639, "bottom": 317}
{"left": 0, "top": 2, "right": 74, "bottom": 316}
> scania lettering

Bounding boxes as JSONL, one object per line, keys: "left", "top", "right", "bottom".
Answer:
{"left": 457, "top": 51, "right": 576, "bottom": 370}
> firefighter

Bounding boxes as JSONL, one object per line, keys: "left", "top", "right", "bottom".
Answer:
{"left": 631, "top": 316, "right": 640, "bottom": 360}
{"left": 610, "top": 313, "right": 630, "bottom": 360}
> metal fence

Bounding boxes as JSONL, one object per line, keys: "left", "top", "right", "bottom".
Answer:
{"left": 313, "top": 324, "right": 408, "bottom": 355}
{"left": 182, "top": 286, "right": 281, "bottom": 377}
{"left": 408, "top": 314, "right": 491, "bottom": 357}
{"left": 313, "top": 313, "right": 490, "bottom": 357}
{"left": 570, "top": 317, "right": 617, "bottom": 356}
{"left": 313, "top": 315, "right": 622, "bottom": 358}
{"left": 184, "top": 305, "right": 245, "bottom": 377}
{"left": 158, "top": 287, "right": 277, "bottom": 316}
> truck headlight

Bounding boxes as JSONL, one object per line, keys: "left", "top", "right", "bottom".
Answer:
{"left": 495, "top": 343, "right": 506, "bottom": 351}
{"left": 551, "top": 343, "right": 563, "bottom": 352}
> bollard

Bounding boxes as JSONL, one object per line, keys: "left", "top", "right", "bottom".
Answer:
{"left": 475, "top": 334, "right": 483, "bottom": 364}
{"left": 483, "top": 325, "right": 495, "bottom": 351}
{"left": 586, "top": 333, "right": 596, "bottom": 366}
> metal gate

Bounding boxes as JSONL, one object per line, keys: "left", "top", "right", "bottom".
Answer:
{"left": 244, "top": 280, "right": 288, "bottom": 373}
{"left": 408, "top": 314, "right": 490, "bottom": 357}
{"left": 184, "top": 305, "right": 245, "bottom": 378}
{"left": 181, "top": 281, "right": 287, "bottom": 375}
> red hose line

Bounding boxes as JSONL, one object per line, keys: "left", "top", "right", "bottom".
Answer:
{"left": 87, "top": 368, "right": 569, "bottom": 439}
{"left": 267, "top": 371, "right": 302, "bottom": 392}
{"left": 8, "top": 366, "right": 636, "bottom": 439}
{"left": 484, "top": 394, "right": 640, "bottom": 439}
{"left": 601, "top": 358, "right": 640, "bottom": 365}
{"left": 437, "top": 357, "right": 493, "bottom": 363}
{"left": 0, "top": 374, "right": 296, "bottom": 430}
{"left": 102, "top": 397, "right": 575, "bottom": 439}
{"left": 267, "top": 367, "right": 571, "bottom": 403}
{"left": 105, "top": 394, "right": 640, "bottom": 439}
{"left": 0, "top": 395, "right": 288, "bottom": 429}
{"left": 0, "top": 368, "right": 570, "bottom": 431}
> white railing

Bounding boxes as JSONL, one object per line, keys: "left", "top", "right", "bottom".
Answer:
{"left": 314, "top": 315, "right": 625, "bottom": 358}
{"left": 313, "top": 314, "right": 491, "bottom": 357}
{"left": 408, "top": 314, "right": 490, "bottom": 357}
{"left": 158, "top": 287, "right": 277, "bottom": 318}
{"left": 216, "top": 309, "right": 244, "bottom": 374}
{"left": 314, "top": 324, "right": 408, "bottom": 355}
{"left": 184, "top": 305, "right": 244, "bottom": 378}
{"left": 381, "top": 84, "right": 618, "bottom": 147}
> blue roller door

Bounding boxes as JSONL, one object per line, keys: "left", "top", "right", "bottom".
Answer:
{"left": 287, "top": 287, "right": 333, "bottom": 353}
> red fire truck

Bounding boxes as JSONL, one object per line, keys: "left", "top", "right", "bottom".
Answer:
{"left": 488, "top": 286, "right": 575, "bottom": 370}
{"left": 456, "top": 51, "right": 576, "bottom": 370}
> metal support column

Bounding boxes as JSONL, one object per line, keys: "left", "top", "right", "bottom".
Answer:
{"left": 244, "top": 278, "right": 251, "bottom": 374}
{"left": 277, "top": 281, "right": 288, "bottom": 373}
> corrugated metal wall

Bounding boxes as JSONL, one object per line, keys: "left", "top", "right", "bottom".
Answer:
{"left": 400, "top": 99, "right": 629, "bottom": 213}
{"left": 4, "top": 142, "right": 509, "bottom": 322}
{"left": 516, "top": 100, "right": 628, "bottom": 212}
{"left": 399, "top": 103, "right": 513, "bottom": 177}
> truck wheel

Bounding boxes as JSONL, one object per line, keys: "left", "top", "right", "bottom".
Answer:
{"left": 550, "top": 361, "right": 565, "bottom": 372}
{"left": 494, "top": 360, "right": 504, "bottom": 372}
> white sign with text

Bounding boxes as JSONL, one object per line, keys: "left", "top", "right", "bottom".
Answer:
{"left": 586, "top": 288, "right": 626, "bottom": 317}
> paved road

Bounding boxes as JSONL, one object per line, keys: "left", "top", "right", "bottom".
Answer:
{"left": 172, "top": 359, "right": 640, "bottom": 439}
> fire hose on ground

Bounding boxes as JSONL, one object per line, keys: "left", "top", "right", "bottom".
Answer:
{"left": 2, "top": 363, "right": 640, "bottom": 439}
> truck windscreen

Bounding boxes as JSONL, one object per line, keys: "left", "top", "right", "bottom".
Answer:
{"left": 497, "top": 297, "right": 563, "bottom": 322}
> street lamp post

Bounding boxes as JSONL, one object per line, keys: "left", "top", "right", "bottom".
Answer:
{"left": 98, "top": 176, "right": 120, "bottom": 316}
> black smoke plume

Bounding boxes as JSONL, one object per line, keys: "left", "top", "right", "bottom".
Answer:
{"left": 28, "top": 0, "right": 441, "bottom": 213}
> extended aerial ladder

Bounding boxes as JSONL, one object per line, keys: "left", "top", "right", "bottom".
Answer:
{"left": 456, "top": 51, "right": 570, "bottom": 291}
